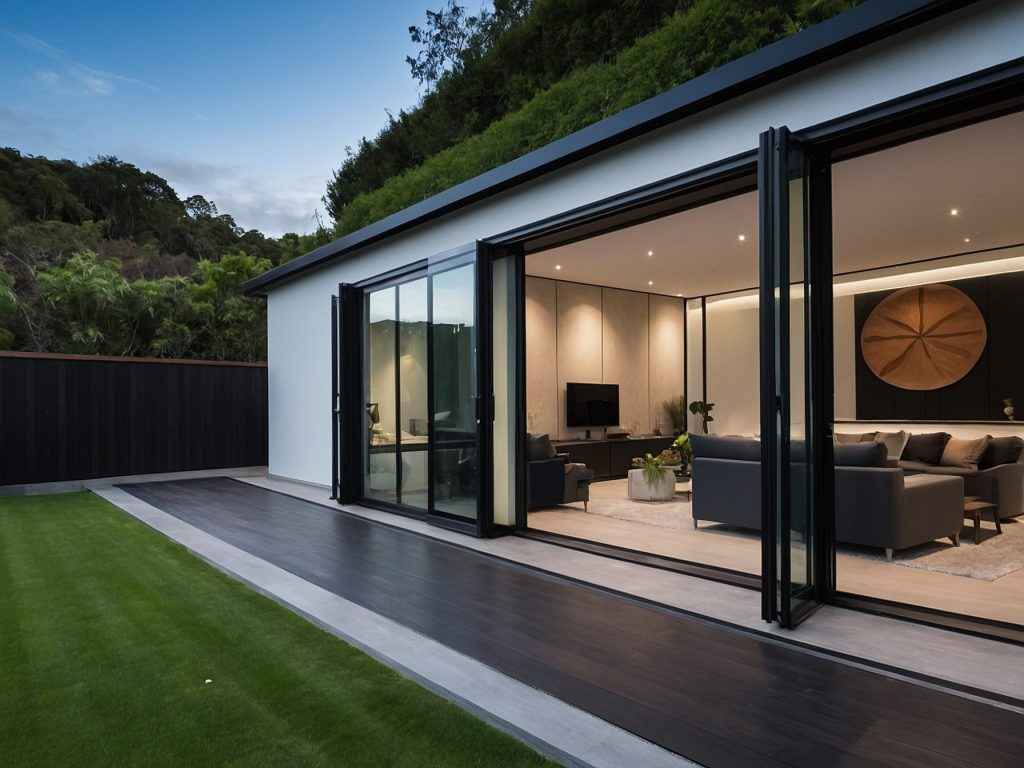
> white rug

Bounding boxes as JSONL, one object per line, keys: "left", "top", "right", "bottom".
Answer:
{"left": 848, "top": 518, "right": 1024, "bottom": 582}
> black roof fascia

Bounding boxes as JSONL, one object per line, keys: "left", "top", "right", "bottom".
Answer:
{"left": 245, "top": 0, "right": 968, "bottom": 296}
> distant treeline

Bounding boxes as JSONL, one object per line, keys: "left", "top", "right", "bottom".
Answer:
{"left": 325, "top": 0, "right": 861, "bottom": 236}
{"left": 0, "top": 150, "right": 332, "bottom": 360}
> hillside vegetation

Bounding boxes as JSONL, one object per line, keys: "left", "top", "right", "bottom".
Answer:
{"left": 327, "top": 0, "right": 861, "bottom": 236}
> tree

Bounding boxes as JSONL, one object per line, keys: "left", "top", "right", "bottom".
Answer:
{"left": 0, "top": 263, "right": 18, "bottom": 349}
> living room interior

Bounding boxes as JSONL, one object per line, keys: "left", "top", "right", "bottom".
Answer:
{"left": 524, "top": 109, "right": 1024, "bottom": 629}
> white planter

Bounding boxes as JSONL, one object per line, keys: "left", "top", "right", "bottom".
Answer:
{"left": 627, "top": 468, "right": 676, "bottom": 501}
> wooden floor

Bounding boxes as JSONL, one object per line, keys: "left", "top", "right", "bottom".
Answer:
{"left": 119, "top": 478, "right": 1024, "bottom": 768}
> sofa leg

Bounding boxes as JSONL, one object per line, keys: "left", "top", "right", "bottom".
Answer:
{"left": 583, "top": 500, "right": 588, "bottom": 513}
{"left": 692, "top": 518, "right": 698, "bottom": 530}
{"left": 884, "top": 548, "right": 893, "bottom": 562}
{"left": 950, "top": 534, "right": 960, "bottom": 547}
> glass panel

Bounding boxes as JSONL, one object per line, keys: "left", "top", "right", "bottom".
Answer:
{"left": 786, "top": 161, "right": 814, "bottom": 612}
{"left": 431, "top": 263, "right": 478, "bottom": 520}
{"left": 398, "top": 279, "right": 429, "bottom": 510}
{"left": 365, "top": 287, "right": 397, "bottom": 502}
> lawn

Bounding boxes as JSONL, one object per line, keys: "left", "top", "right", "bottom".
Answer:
{"left": 0, "top": 492, "right": 555, "bottom": 767}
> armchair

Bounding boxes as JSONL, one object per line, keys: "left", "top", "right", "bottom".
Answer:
{"left": 527, "top": 434, "right": 593, "bottom": 511}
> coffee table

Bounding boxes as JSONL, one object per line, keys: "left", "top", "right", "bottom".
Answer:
{"left": 963, "top": 499, "right": 1001, "bottom": 545}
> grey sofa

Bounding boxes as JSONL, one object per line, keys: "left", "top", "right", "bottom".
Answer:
{"left": 839, "top": 431, "right": 1024, "bottom": 521}
{"left": 690, "top": 435, "right": 965, "bottom": 559}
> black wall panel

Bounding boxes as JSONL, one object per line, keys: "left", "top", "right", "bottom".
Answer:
{"left": 854, "top": 272, "right": 1024, "bottom": 421}
{"left": 0, "top": 355, "right": 268, "bottom": 486}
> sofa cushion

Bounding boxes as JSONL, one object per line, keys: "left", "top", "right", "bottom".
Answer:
{"left": 901, "top": 432, "right": 950, "bottom": 465}
{"left": 919, "top": 464, "right": 980, "bottom": 478}
{"left": 690, "top": 434, "right": 761, "bottom": 462}
{"left": 835, "top": 432, "right": 874, "bottom": 443}
{"left": 874, "top": 430, "right": 909, "bottom": 462}
{"left": 834, "top": 442, "right": 888, "bottom": 467}
{"left": 528, "top": 433, "right": 557, "bottom": 460}
{"left": 940, "top": 436, "right": 990, "bottom": 470}
{"left": 980, "top": 436, "right": 1024, "bottom": 469}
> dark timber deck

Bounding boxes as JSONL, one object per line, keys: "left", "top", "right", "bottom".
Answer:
{"left": 118, "top": 477, "right": 1024, "bottom": 768}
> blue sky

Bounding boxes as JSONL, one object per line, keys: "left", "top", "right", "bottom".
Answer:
{"left": 1, "top": 1, "right": 454, "bottom": 236}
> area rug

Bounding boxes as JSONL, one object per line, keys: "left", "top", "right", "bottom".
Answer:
{"left": 854, "top": 518, "right": 1024, "bottom": 581}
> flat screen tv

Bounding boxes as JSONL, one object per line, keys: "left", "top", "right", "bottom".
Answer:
{"left": 566, "top": 382, "right": 619, "bottom": 427}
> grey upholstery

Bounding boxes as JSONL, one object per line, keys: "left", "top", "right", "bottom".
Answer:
{"left": 898, "top": 459, "right": 1023, "bottom": 520}
{"left": 690, "top": 435, "right": 965, "bottom": 558}
{"left": 526, "top": 434, "right": 593, "bottom": 510}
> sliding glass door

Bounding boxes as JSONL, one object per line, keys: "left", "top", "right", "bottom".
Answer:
{"left": 354, "top": 246, "right": 493, "bottom": 533}
{"left": 759, "top": 126, "right": 832, "bottom": 628}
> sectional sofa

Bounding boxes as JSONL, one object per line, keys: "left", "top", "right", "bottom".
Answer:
{"left": 689, "top": 435, "right": 965, "bottom": 560}
{"left": 836, "top": 431, "right": 1024, "bottom": 521}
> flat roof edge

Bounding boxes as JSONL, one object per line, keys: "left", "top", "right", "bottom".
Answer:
{"left": 246, "top": 0, "right": 965, "bottom": 296}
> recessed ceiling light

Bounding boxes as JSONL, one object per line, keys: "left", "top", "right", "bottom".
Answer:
{"left": 647, "top": 250, "right": 653, "bottom": 256}
{"left": 964, "top": 237, "right": 971, "bottom": 243}
{"left": 648, "top": 280, "right": 654, "bottom": 286}
{"left": 738, "top": 234, "right": 746, "bottom": 242}
{"left": 676, "top": 293, "right": 683, "bottom": 297}
{"left": 950, "top": 208, "right": 959, "bottom": 216}
{"left": 555, "top": 264, "right": 562, "bottom": 270}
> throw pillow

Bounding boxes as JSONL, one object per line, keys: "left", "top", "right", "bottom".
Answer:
{"left": 873, "top": 430, "right": 908, "bottom": 461}
{"left": 940, "top": 436, "right": 991, "bottom": 470}
{"left": 901, "top": 432, "right": 950, "bottom": 465}
{"left": 979, "top": 435, "right": 1024, "bottom": 469}
{"left": 528, "top": 433, "right": 557, "bottom": 460}
{"left": 835, "top": 432, "right": 873, "bottom": 443}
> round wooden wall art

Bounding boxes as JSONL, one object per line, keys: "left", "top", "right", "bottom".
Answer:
{"left": 860, "top": 284, "right": 987, "bottom": 391}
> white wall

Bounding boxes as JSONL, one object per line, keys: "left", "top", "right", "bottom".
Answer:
{"left": 266, "top": 1, "right": 1024, "bottom": 486}
{"left": 705, "top": 302, "right": 761, "bottom": 436}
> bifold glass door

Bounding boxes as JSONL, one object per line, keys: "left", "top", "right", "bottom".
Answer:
{"left": 759, "top": 126, "right": 832, "bottom": 628}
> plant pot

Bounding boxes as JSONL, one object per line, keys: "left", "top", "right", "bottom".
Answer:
{"left": 627, "top": 468, "right": 676, "bottom": 501}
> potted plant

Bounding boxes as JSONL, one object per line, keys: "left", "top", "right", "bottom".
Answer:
{"left": 628, "top": 452, "right": 676, "bottom": 501}
{"left": 689, "top": 400, "right": 715, "bottom": 434}
{"left": 662, "top": 395, "right": 687, "bottom": 436}
{"left": 672, "top": 432, "right": 693, "bottom": 476}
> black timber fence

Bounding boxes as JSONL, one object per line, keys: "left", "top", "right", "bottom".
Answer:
{"left": 0, "top": 351, "right": 267, "bottom": 486}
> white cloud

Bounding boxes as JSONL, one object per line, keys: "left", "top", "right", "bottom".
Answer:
{"left": 9, "top": 27, "right": 159, "bottom": 97}
{"left": 149, "top": 157, "right": 327, "bottom": 237}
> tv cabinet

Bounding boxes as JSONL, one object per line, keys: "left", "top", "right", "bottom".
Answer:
{"left": 553, "top": 436, "right": 674, "bottom": 481}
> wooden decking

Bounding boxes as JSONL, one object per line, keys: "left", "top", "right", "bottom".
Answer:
{"left": 118, "top": 477, "right": 1023, "bottom": 768}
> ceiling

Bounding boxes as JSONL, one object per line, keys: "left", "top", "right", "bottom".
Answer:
{"left": 526, "top": 111, "right": 1024, "bottom": 298}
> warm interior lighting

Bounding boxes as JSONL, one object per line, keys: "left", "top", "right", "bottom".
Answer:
{"left": 676, "top": 293, "right": 683, "bottom": 297}
{"left": 964, "top": 237, "right": 971, "bottom": 243}
{"left": 647, "top": 250, "right": 654, "bottom": 256}
{"left": 555, "top": 264, "right": 562, "bottom": 270}
{"left": 950, "top": 208, "right": 959, "bottom": 216}
{"left": 738, "top": 234, "right": 746, "bottom": 241}
{"left": 648, "top": 280, "right": 654, "bottom": 286}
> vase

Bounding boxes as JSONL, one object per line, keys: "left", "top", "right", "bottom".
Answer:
{"left": 1005, "top": 406, "right": 1016, "bottom": 421}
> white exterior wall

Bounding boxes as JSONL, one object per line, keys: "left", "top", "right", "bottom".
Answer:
{"left": 267, "top": 1, "right": 1024, "bottom": 486}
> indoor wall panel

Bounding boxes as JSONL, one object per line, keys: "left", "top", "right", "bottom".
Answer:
{"left": 602, "top": 288, "right": 650, "bottom": 436}
{"left": 649, "top": 295, "right": 686, "bottom": 434}
{"left": 525, "top": 276, "right": 558, "bottom": 437}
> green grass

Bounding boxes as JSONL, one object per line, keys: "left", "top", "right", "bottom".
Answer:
{"left": 0, "top": 492, "right": 556, "bottom": 767}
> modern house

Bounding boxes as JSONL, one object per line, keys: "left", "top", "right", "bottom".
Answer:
{"left": 246, "top": 0, "right": 1024, "bottom": 638}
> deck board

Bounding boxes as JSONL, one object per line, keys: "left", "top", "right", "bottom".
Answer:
{"left": 118, "top": 477, "right": 1023, "bottom": 767}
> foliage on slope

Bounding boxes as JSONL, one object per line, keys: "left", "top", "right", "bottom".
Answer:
{"left": 331, "top": 0, "right": 861, "bottom": 237}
